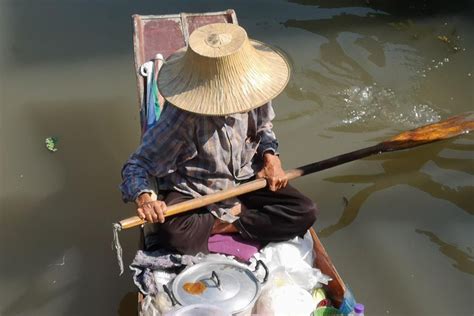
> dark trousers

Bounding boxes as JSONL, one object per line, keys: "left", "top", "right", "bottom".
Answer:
{"left": 143, "top": 185, "right": 318, "bottom": 255}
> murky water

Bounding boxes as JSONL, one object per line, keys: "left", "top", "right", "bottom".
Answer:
{"left": 1, "top": 1, "right": 472, "bottom": 315}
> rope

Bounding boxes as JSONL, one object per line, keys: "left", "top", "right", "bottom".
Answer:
{"left": 112, "top": 223, "right": 124, "bottom": 275}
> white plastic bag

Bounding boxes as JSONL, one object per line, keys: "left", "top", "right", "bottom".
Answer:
{"left": 252, "top": 232, "right": 313, "bottom": 270}
{"left": 255, "top": 283, "right": 315, "bottom": 316}
{"left": 252, "top": 231, "right": 331, "bottom": 290}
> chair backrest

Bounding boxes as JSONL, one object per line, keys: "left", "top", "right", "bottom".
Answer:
{"left": 131, "top": 10, "right": 238, "bottom": 115}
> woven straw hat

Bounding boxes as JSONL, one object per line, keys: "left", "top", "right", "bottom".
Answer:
{"left": 158, "top": 23, "right": 290, "bottom": 115}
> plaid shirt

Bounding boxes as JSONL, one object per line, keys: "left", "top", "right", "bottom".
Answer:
{"left": 120, "top": 102, "right": 278, "bottom": 221}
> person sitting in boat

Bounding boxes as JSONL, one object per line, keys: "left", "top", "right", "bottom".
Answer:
{"left": 120, "top": 23, "right": 317, "bottom": 255}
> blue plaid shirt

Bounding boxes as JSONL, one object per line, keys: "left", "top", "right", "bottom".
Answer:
{"left": 120, "top": 102, "right": 278, "bottom": 220}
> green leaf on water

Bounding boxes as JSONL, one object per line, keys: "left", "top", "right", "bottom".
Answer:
{"left": 45, "top": 137, "right": 59, "bottom": 152}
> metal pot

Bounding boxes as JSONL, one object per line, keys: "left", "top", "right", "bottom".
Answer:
{"left": 165, "top": 260, "right": 268, "bottom": 315}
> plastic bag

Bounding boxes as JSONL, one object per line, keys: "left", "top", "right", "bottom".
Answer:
{"left": 254, "top": 270, "right": 315, "bottom": 316}
{"left": 140, "top": 292, "right": 173, "bottom": 316}
{"left": 256, "top": 231, "right": 314, "bottom": 266}
{"left": 251, "top": 231, "right": 331, "bottom": 290}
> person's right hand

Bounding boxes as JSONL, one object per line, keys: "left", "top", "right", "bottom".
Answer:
{"left": 135, "top": 193, "right": 167, "bottom": 223}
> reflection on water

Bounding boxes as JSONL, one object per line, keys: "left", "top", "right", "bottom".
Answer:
{"left": 416, "top": 229, "right": 474, "bottom": 275}
{"left": 2, "top": 248, "right": 80, "bottom": 316}
{"left": 319, "top": 139, "right": 474, "bottom": 238}
{"left": 284, "top": 13, "right": 400, "bottom": 93}
{"left": 282, "top": 9, "right": 471, "bottom": 129}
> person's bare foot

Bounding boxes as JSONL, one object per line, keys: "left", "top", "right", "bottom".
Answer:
{"left": 211, "top": 220, "right": 239, "bottom": 234}
{"left": 210, "top": 203, "right": 246, "bottom": 234}
{"left": 229, "top": 202, "right": 246, "bottom": 216}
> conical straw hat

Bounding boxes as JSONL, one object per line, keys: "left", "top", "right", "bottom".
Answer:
{"left": 158, "top": 23, "right": 291, "bottom": 116}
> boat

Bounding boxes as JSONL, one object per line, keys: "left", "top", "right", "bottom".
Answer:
{"left": 129, "top": 9, "right": 348, "bottom": 314}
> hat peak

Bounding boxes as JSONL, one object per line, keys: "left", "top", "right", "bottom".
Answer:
{"left": 205, "top": 32, "right": 233, "bottom": 48}
{"left": 189, "top": 23, "right": 246, "bottom": 58}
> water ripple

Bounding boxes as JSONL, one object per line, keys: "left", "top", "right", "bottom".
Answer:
{"left": 338, "top": 85, "right": 441, "bottom": 127}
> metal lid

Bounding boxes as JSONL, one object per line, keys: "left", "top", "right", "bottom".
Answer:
{"left": 171, "top": 261, "right": 261, "bottom": 314}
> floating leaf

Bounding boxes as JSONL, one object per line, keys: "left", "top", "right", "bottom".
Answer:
{"left": 45, "top": 137, "right": 59, "bottom": 152}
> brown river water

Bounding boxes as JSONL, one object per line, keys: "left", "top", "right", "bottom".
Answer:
{"left": 0, "top": 1, "right": 472, "bottom": 315}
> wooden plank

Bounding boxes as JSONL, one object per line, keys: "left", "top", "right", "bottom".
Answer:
{"left": 186, "top": 12, "right": 234, "bottom": 35}
{"left": 310, "top": 228, "right": 346, "bottom": 307}
{"left": 142, "top": 18, "right": 184, "bottom": 62}
{"left": 132, "top": 15, "right": 145, "bottom": 114}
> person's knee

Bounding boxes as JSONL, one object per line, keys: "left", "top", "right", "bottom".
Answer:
{"left": 167, "top": 234, "right": 188, "bottom": 251}
{"left": 298, "top": 196, "right": 318, "bottom": 228}
{"left": 307, "top": 200, "right": 318, "bottom": 224}
{"left": 162, "top": 223, "right": 193, "bottom": 249}
{"left": 159, "top": 214, "right": 213, "bottom": 254}
{"left": 143, "top": 222, "right": 187, "bottom": 251}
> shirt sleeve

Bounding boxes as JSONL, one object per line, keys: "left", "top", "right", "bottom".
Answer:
{"left": 256, "top": 101, "right": 279, "bottom": 157}
{"left": 120, "top": 105, "right": 197, "bottom": 202}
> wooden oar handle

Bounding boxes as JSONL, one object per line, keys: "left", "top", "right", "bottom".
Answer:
{"left": 119, "top": 165, "right": 370, "bottom": 229}
{"left": 285, "top": 168, "right": 305, "bottom": 180}
{"left": 119, "top": 216, "right": 145, "bottom": 229}
{"left": 119, "top": 178, "right": 268, "bottom": 230}
{"left": 118, "top": 112, "right": 474, "bottom": 230}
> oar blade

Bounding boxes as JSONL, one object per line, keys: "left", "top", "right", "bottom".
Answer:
{"left": 382, "top": 112, "right": 474, "bottom": 151}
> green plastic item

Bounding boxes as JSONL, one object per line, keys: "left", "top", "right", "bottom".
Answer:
{"left": 45, "top": 137, "right": 59, "bottom": 152}
{"left": 312, "top": 287, "right": 327, "bottom": 305}
{"left": 313, "top": 306, "right": 343, "bottom": 316}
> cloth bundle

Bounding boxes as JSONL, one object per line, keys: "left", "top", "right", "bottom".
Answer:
{"left": 130, "top": 250, "right": 197, "bottom": 295}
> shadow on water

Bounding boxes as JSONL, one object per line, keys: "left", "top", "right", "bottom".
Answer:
{"left": 317, "top": 139, "right": 474, "bottom": 238}
{"left": 0, "top": 99, "right": 138, "bottom": 315}
{"left": 283, "top": 14, "right": 383, "bottom": 97}
{"left": 118, "top": 292, "right": 138, "bottom": 316}
{"left": 287, "top": 0, "right": 474, "bottom": 16}
{"left": 415, "top": 229, "right": 474, "bottom": 275}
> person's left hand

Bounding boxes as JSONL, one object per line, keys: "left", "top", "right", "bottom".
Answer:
{"left": 256, "top": 152, "right": 288, "bottom": 191}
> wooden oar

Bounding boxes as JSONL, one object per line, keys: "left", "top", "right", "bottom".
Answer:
{"left": 118, "top": 112, "right": 474, "bottom": 229}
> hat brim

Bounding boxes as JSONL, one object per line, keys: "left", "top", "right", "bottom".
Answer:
{"left": 157, "top": 40, "right": 291, "bottom": 116}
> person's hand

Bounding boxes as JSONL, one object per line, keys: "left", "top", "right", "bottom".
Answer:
{"left": 256, "top": 152, "right": 288, "bottom": 191}
{"left": 135, "top": 192, "right": 167, "bottom": 223}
